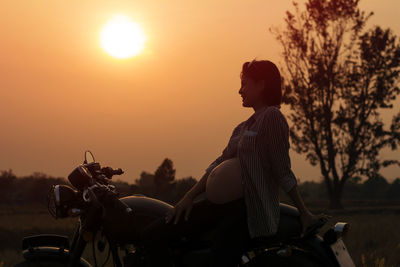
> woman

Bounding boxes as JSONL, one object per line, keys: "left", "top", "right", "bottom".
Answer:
{"left": 164, "top": 60, "right": 326, "bottom": 266}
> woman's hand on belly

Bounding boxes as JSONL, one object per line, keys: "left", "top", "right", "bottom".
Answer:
{"left": 206, "top": 158, "right": 243, "bottom": 204}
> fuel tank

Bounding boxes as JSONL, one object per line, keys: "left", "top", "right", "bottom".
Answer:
{"left": 102, "top": 195, "right": 173, "bottom": 243}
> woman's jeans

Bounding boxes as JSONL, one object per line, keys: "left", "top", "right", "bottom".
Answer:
{"left": 141, "top": 197, "right": 251, "bottom": 267}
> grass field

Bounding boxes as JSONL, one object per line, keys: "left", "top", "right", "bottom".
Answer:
{"left": 1, "top": 203, "right": 400, "bottom": 267}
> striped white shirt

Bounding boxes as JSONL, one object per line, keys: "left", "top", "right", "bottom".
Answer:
{"left": 205, "top": 105, "right": 297, "bottom": 238}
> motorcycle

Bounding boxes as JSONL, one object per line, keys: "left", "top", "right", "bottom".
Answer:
{"left": 16, "top": 151, "right": 355, "bottom": 267}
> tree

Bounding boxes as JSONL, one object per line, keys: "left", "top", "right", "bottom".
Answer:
{"left": 135, "top": 171, "right": 155, "bottom": 187}
{"left": 154, "top": 158, "right": 176, "bottom": 186}
{"left": 154, "top": 158, "right": 176, "bottom": 201}
{"left": 134, "top": 171, "right": 156, "bottom": 196}
{"left": 272, "top": 0, "right": 400, "bottom": 208}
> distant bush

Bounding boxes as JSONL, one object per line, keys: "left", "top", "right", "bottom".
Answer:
{"left": 1, "top": 163, "right": 399, "bottom": 206}
{"left": 0, "top": 158, "right": 197, "bottom": 205}
{"left": 0, "top": 170, "right": 68, "bottom": 204}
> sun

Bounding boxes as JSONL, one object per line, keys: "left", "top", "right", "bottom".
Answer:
{"left": 100, "top": 15, "right": 146, "bottom": 59}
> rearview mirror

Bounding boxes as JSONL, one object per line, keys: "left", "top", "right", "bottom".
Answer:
{"left": 84, "top": 150, "right": 95, "bottom": 164}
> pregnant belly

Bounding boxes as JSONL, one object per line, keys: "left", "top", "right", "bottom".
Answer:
{"left": 206, "top": 158, "right": 243, "bottom": 204}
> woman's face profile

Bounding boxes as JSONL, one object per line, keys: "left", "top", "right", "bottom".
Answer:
{"left": 239, "top": 75, "right": 265, "bottom": 108}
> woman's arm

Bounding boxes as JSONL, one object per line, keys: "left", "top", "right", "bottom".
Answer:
{"left": 261, "top": 109, "right": 297, "bottom": 193}
{"left": 261, "top": 109, "right": 328, "bottom": 232}
{"left": 184, "top": 171, "right": 209, "bottom": 200}
{"left": 165, "top": 171, "right": 209, "bottom": 224}
{"left": 166, "top": 121, "right": 245, "bottom": 224}
{"left": 287, "top": 184, "right": 310, "bottom": 214}
{"left": 287, "top": 185, "right": 330, "bottom": 234}
{"left": 204, "top": 121, "right": 245, "bottom": 173}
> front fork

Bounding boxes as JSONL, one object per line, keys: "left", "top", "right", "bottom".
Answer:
{"left": 68, "top": 221, "right": 124, "bottom": 267}
{"left": 68, "top": 222, "right": 88, "bottom": 267}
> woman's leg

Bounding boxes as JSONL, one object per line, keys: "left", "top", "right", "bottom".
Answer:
{"left": 141, "top": 197, "right": 249, "bottom": 266}
{"left": 209, "top": 198, "right": 250, "bottom": 267}
{"left": 141, "top": 197, "right": 229, "bottom": 241}
{"left": 140, "top": 198, "right": 233, "bottom": 266}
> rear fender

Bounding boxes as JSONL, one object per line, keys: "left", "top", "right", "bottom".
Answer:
{"left": 300, "top": 235, "right": 339, "bottom": 267}
{"left": 22, "top": 235, "right": 92, "bottom": 267}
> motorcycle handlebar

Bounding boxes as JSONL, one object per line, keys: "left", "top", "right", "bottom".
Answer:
{"left": 112, "top": 168, "right": 124, "bottom": 176}
{"left": 101, "top": 167, "right": 124, "bottom": 179}
{"left": 83, "top": 184, "right": 133, "bottom": 216}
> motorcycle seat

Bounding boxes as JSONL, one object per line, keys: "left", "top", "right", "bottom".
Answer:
{"left": 247, "top": 203, "right": 302, "bottom": 247}
{"left": 273, "top": 203, "right": 302, "bottom": 241}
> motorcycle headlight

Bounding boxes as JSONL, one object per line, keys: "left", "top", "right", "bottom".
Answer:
{"left": 48, "top": 185, "right": 80, "bottom": 218}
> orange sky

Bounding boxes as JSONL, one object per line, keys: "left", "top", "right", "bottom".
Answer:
{"left": 1, "top": 0, "right": 399, "bottom": 183}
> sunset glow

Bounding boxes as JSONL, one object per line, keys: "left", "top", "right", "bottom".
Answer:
{"left": 0, "top": 0, "right": 399, "bottom": 183}
{"left": 100, "top": 15, "right": 146, "bottom": 59}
